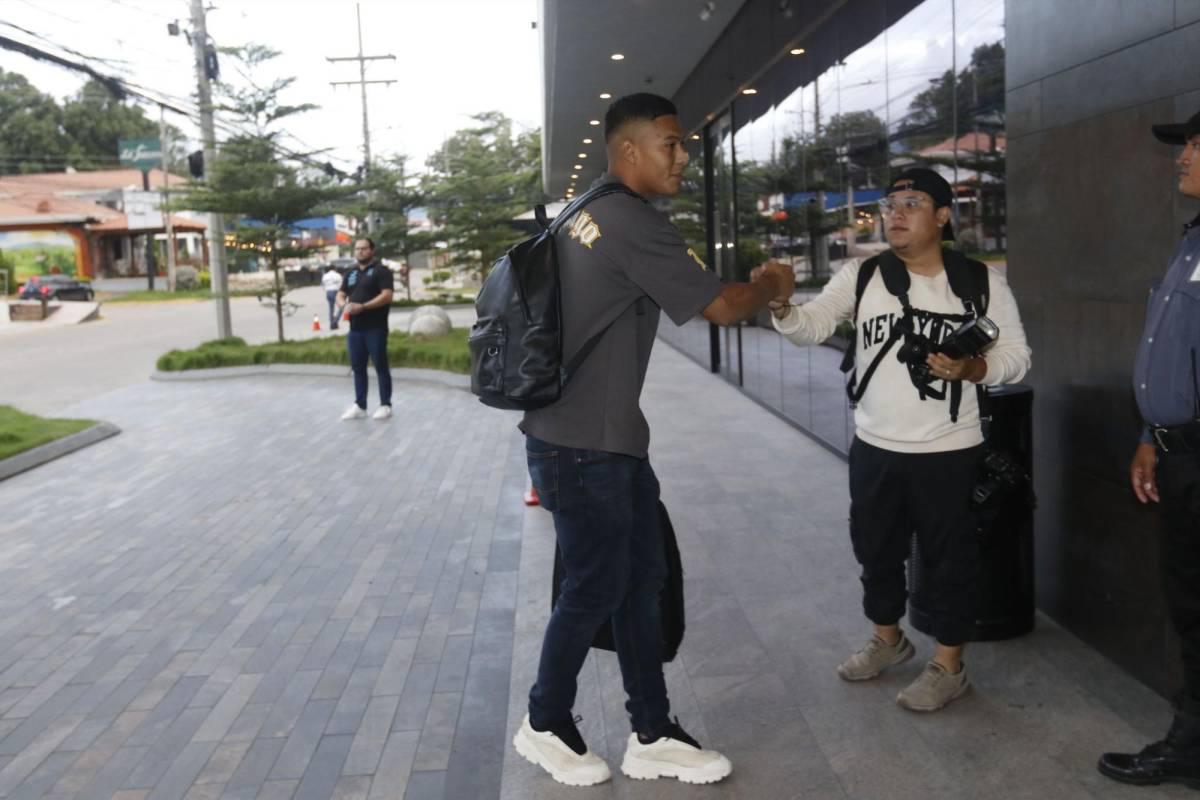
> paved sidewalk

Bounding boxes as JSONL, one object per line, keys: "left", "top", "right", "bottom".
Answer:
{"left": 0, "top": 342, "right": 1189, "bottom": 799}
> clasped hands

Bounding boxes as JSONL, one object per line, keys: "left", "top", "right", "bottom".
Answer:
{"left": 750, "top": 261, "right": 795, "bottom": 319}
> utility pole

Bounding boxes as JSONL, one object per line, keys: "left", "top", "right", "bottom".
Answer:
{"left": 328, "top": 3, "right": 395, "bottom": 232}
{"left": 189, "top": 0, "right": 232, "bottom": 338}
{"left": 158, "top": 104, "right": 177, "bottom": 291}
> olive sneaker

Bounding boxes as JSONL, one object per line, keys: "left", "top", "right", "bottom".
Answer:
{"left": 896, "top": 660, "right": 971, "bottom": 712}
{"left": 837, "top": 631, "right": 916, "bottom": 681}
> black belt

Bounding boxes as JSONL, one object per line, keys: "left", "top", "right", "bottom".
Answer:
{"left": 1151, "top": 421, "right": 1200, "bottom": 453}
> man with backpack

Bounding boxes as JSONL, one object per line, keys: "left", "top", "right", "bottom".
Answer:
{"left": 766, "top": 168, "right": 1030, "bottom": 711}
{"left": 508, "top": 93, "right": 793, "bottom": 786}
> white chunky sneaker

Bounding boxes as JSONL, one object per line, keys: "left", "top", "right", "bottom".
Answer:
{"left": 340, "top": 404, "right": 367, "bottom": 421}
{"left": 512, "top": 714, "right": 611, "bottom": 787}
{"left": 620, "top": 719, "right": 732, "bottom": 785}
{"left": 372, "top": 405, "right": 392, "bottom": 420}
{"left": 837, "top": 631, "right": 916, "bottom": 681}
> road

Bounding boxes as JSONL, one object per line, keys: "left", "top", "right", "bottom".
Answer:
{"left": 0, "top": 285, "right": 476, "bottom": 414}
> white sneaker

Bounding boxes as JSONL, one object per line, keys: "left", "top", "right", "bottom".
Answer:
{"left": 340, "top": 404, "right": 367, "bottom": 420}
{"left": 620, "top": 721, "right": 732, "bottom": 785}
{"left": 372, "top": 405, "right": 392, "bottom": 420}
{"left": 513, "top": 714, "right": 611, "bottom": 787}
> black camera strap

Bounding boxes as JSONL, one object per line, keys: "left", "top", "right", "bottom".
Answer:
{"left": 844, "top": 249, "right": 992, "bottom": 423}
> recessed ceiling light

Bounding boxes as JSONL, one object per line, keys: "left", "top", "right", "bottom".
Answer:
{"left": 742, "top": 88, "right": 757, "bottom": 95}
{"left": 691, "top": 134, "right": 701, "bottom": 140}
{"left": 582, "top": 138, "right": 593, "bottom": 144}
{"left": 574, "top": 164, "right": 582, "bottom": 170}
{"left": 790, "top": 47, "right": 806, "bottom": 55}
{"left": 577, "top": 153, "right": 587, "bottom": 158}
{"left": 599, "top": 92, "right": 612, "bottom": 99}
{"left": 610, "top": 53, "right": 624, "bottom": 61}
{"left": 571, "top": 174, "right": 578, "bottom": 179}
{"left": 589, "top": 119, "right": 600, "bottom": 126}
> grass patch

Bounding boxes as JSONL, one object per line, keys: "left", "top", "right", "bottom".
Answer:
{"left": 0, "top": 405, "right": 96, "bottom": 461}
{"left": 104, "top": 289, "right": 260, "bottom": 303}
{"left": 156, "top": 328, "right": 470, "bottom": 374}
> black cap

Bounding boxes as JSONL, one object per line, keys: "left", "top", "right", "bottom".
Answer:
{"left": 886, "top": 167, "right": 955, "bottom": 241}
{"left": 1152, "top": 110, "right": 1200, "bottom": 145}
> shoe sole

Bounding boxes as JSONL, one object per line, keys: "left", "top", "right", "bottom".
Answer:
{"left": 620, "top": 754, "right": 732, "bottom": 785}
{"left": 512, "top": 727, "right": 611, "bottom": 787}
{"left": 896, "top": 678, "right": 971, "bottom": 712}
{"left": 1097, "top": 762, "right": 1200, "bottom": 789}
{"left": 837, "top": 640, "right": 916, "bottom": 682}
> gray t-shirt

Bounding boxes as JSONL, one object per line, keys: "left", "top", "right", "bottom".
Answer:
{"left": 519, "top": 176, "right": 722, "bottom": 458}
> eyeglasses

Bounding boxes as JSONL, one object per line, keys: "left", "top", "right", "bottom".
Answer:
{"left": 878, "top": 197, "right": 931, "bottom": 216}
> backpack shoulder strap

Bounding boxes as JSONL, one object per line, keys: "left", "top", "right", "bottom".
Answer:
{"left": 853, "top": 256, "right": 880, "bottom": 324}
{"left": 877, "top": 249, "right": 914, "bottom": 307}
{"left": 549, "top": 182, "right": 644, "bottom": 234}
{"left": 942, "top": 248, "right": 990, "bottom": 316}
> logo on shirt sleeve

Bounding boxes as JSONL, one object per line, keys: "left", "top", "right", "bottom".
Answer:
{"left": 567, "top": 210, "right": 602, "bottom": 249}
{"left": 686, "top": 247, "right": 708, "bottom": 270}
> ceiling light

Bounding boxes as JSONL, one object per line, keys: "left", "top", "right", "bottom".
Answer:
{"left": 599, "top": 92, "right": 612, "bottom": 99}
{"left": 610, "top": 53, "right": 625, "bottom": 61}
{"left": 574, "top": 164, "right": 582, "bottom": 170}
{"left": 691, "top": 134, "right": 701, "bottom": 140}
{"left": 790, "top": 47, "right": 806, "bottom": 55}
{"left": 742, "top": 88, "right": 757, "bottom": 95}
{"left": 571, "top": 174, "right": 578, "bottom": 179}
{"left": 582, "top": 138, "right": 593, "bottom": 144}
{"left": 589, "top": 119, "right": 601, "bottom": 126}
{"left": 577, "top": 153, "right": 587, "bottom": 158}
{"left": 699, "top": 1, "right": 715, "bottom": 22}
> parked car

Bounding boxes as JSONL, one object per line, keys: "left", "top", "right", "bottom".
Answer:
{"left": 18, "top": 275, "right": 94, "bottom": 301}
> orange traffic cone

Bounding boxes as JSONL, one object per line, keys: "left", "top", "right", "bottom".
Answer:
{"left": 312, "top": 314, "right": 321, "bottom": 332}
{"left": 523, "top": 486, "right": 540, "bottom": 506}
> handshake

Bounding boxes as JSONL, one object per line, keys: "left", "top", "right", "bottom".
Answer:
{"left": 750, "top": 260, "right": 795, "bottom": 317}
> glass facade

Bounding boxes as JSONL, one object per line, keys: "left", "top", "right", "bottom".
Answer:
{"left": 659, "top": 0, "right": 1007, "bottom": 455}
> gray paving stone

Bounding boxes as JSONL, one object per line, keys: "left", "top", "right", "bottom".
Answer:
{"left": 411, "top": 693, "right": 461, "bottom": 772}
{"left": 341, "top": 695, "right": 399, "bottom": 777}
{"left": 401, "top": 771, "right": 445, "bottom": 800}
{"left": 266, "top": 700, "right": 337, "bottom": 780}
{"left": 366, "top": 731, "right": 419, "bottom": 800}
{"left": 389, "top": 664, "right": 439, "bottom": 733}
{"left": 225, "top": 737, "right": 285, "bottom": 794}
{"left": 291, "top": 734, "right": 353, "bottom": 800}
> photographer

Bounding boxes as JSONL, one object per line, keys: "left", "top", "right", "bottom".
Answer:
{"left": 764, "top": 168, "right": 1030, "bottom": 711}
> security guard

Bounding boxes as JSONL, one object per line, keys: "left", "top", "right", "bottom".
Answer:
{"left": 1099, "top": 108, "right": 1200, "bottom": 789}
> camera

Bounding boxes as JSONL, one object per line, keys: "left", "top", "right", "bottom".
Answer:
{"left": 896, "top": 315, "right": 1000, "bottom": 385}
{"left": 972, "top": 449, "right": 1029, "bottom": 508}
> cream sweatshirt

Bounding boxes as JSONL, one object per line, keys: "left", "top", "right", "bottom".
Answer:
{"left": 772, "top": 259, "right": 1031, "bottom": 453}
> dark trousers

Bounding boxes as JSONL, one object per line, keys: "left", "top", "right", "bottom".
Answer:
{"left": 525, "top": 435, "right": 670, "bottom": 736}
{"left": 848, "top": 437, "right": 983, "bottom": 647}
{"left": 1160, "top": 451, "right": 1200, "bottom": 702}
{"left": 326, "top": 290, "right": 339, "bottom": 329}
{"left": 347, "top": 328, "right": 391, "bottom": 409}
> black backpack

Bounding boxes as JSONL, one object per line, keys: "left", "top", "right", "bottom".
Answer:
{"left": 841, "top": 248, "right": 990, "bottom": 422}
{"left": 469, "top": 182, "right": 643, "bottom": 410}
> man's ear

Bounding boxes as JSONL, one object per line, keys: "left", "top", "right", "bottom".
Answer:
{"left": 618, "top": 137, "right": 638, "bottom": 166}
{"left": 936, "top": 206, "right": 951, "bottom": 226}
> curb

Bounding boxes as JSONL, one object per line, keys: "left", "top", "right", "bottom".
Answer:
{"left": 151, "top": 364, "right": 470, "bottom": 391}
{"left": 0, "top": 422, "right": 121, "bottom": 483}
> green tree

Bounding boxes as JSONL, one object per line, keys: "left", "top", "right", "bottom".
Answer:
{"left": 177, "top": 45, "right": 355, "bottom": 341}
{"left": 342, "top": 154, "right": 434, "bottom": 300}
{"left": 422, "top": 112, "right": 544, "bottom": 279}
{"left": 0, "top": 69, "right": 70, "bottom": 174}
{"left": 61, "top": 80, "right": 187, "bottom": 172}
{"left": 899, "top": 41, "right": 1005, "bottom": 148}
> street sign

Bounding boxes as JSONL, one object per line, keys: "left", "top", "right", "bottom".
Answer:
{"left": 122, "top": 189, "right": 161, "bottom": 231}
{"left": 118, "top": 138, "right": 163, "bottom": 172}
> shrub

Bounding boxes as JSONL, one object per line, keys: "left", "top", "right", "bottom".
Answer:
{"left": 175, "top": 265, "right": 200, "bottom": 290}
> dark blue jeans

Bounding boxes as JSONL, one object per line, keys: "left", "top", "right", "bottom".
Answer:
{"left": 525, "top": 435, "right": 670, "bottom": 736}
{"left": 326, "top": 290, "right": 339, "bottom": 329}
{"left": 347, "top": 328, "right": 391, "bottom": 409}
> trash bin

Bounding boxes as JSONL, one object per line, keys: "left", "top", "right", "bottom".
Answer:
{"left": 907, "top": 384, "right": 1035, "bottom": 641}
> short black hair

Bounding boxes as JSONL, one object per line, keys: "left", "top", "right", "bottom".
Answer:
{"left": 604, "top": 93, "right": 678, "bottom": 142}
{"left": 356, "top": 237, "right": 375, "bottom": 250}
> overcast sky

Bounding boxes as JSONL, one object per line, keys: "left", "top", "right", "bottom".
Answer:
{"left": 1, "top": 0, "right": 541, "bottom": 173}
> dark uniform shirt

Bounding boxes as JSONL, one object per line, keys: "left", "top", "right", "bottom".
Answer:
{"left": 1133, "top": 214, "right": 1200, "bottom": 435}
{"left": 340, "top": 260, "right": 394, "bottom": 331}
{"left": 519, "top": 175, "right": 722, "bottom": 458}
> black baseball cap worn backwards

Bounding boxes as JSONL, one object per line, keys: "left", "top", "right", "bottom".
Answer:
{"left": 1152, "top": 109, "right": 1200, "bottom": 145}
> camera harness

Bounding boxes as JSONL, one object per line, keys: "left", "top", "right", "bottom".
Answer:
{"left": 842, "top": 249, "right": 991, "bottom": 424}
